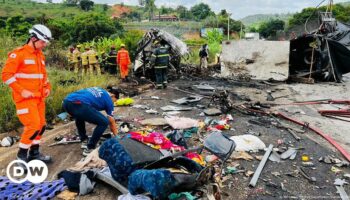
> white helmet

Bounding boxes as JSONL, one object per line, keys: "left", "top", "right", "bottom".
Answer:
{"left": 29, "top": 24, "right": 53, "bottom": 43}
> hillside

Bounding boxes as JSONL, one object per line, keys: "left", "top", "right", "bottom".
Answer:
{"left": 340, "top": 1, "right": 350, "bottom": 6}
{"left": 240, "top": 13, "right": 293, "bottom": 26}
{"left": 111, "top": 4, "right": 132, "bottom": 18}
{"left": 0, "top": 0, "right": 112, "bottom": 19}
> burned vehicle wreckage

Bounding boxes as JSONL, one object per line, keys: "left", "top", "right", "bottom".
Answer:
{"left": 132, "top": 13, "right": 350, "bottom": 84}
{"left": 290, "top": 12, "right": 350, "bottom": 82}
{"left": 133, "top": 29, "right": 189, "bottom": 80}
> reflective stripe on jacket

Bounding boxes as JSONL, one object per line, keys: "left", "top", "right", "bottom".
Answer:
{"left": 107, "top": 50, "right": 117, "bottom": 65}
{"left": 1, "top": 44, "right": 50, "bottom": 103}
{"left": 152, "top": 46, "right": 170, "bottom": 68}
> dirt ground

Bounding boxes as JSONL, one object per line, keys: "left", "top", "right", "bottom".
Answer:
{"left": 1, "top": 76, "right": 350, "bottom": 200}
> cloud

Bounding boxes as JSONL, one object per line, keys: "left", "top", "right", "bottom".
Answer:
{"left": 34, "top": 0, "right": 349, "bottom": 19}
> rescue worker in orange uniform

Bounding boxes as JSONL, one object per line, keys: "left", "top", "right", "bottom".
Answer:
{"left": 117, "top": 44, "right": 131, "bottom": 82}
{"left": 1, "top": 24, "right": 53, "bottom": 163}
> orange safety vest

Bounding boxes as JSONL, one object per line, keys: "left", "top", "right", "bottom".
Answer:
{"left": 2, "top": 44, "right": 50, "bottom": 103}
{"left": 117, "top": 49, "right": 131, "bottom": 66}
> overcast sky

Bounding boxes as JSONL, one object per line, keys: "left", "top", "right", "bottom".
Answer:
{"left": 35, "top": 0, "right": 349, "bottom": 19}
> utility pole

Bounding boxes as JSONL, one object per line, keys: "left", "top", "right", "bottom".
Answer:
{"left": 227, "top": 13, "right": 231, "bottom": 41}
{"left": 240, "top": 22, "right": 243, "bottom": 40}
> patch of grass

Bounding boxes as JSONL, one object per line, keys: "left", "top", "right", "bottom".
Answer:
{"left": 0, "top": 31, "right": 24, "bottom": 63}
{"left": 0, "top": 0, "right": 112, "bottom": 20}
{"left": 0, "top": 84, "right": 20, "bottom": 132}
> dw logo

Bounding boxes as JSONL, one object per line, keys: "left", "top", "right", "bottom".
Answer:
{"left": 6, "top": 160, "right": 48, "bottom": 184}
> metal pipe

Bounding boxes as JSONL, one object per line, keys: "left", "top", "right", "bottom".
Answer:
{"left": 249, "top": 144, "right": 273, "bottom": 187}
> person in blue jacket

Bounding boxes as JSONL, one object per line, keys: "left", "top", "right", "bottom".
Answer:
{"left": 63, "top": 87, "right": 118, "bottom": 156}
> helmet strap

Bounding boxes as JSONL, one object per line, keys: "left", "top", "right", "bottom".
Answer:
{"left": 28, "top": 35, "right": 40, "bottom": 50}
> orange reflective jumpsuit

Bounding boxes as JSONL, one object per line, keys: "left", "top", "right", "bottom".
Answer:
{"left": 2, "top": 44, "right": 50, "bottom": 149}
{"left": 117, "top": 49, "right": 131, "bottom": 79}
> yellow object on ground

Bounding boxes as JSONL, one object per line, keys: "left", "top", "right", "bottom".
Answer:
{"left": 114, "top": 98, "right": 134, "bottom": 106}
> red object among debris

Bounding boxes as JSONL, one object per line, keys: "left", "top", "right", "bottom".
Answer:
{"left": 277, "top": 112, "right": 350, "bottom": 162}
{"left": 318, "top": 107, "right": 350, "bottom": 117}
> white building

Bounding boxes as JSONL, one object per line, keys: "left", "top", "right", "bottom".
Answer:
{"left": 244, "top": 32, "right": 260, "bottom": 40}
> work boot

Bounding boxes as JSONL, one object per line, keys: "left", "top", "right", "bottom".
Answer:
{"left": 17, "top": 148, "right": 28, "bottom": 161}
{"left": 16, "top": 148, "right": 28, "bottom": 173}
{"left": 28, "top": 144, "right": 52, "bottom": 163}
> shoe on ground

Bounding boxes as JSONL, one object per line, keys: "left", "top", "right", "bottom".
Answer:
{"left": 15, "top": 157, "right": 28, "bottom": 173}
{"left": 28, "top": 144, "right": 52, "bottom": 163}
{"left": 28, "top": 153, "right": 52, "bottom": 163}
{"left": 81, "top": 141, "right": 88, "bottom": 149}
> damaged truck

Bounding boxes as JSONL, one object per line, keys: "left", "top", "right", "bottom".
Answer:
{"left": 221, "top": 11, "right": 350, "bottom": 83}
{"left": 133, "top": 29, "right": 189, "bottom": 80}
{"left": 289, "top": 12, "right": 350, "bottom": 82}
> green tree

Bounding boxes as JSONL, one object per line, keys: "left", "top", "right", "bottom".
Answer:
{"left": 190, "top": 3, "right": 214, "bottom": 21}
{"left": 204, "top": 13, "right": 243, "bottom": 33}
{"left": 329, "top": 4, "right": 350, "bottom": 22}
{"left": 80, "top": 0, "right": 94, "bottom": 11}
{"left": 219, "top": 9, "right": 228, "bottom": 17}
{"left": 249, "top": 26, "right": 257, "bottom": 32}
{"left": 288, "top": 4, "right": 350, "bottom": 29}
{"left": 288, "top": 7, "right": 317, "bottom": 27}
{"left": 258, "top": 19, "right": 285, "bottom": 38}
{"left": 176, "top": 5, "right": 193, "bottom": 20}
{"left": 5, "top": 16, "right": 32, "bottom": 38}
{"left": 103, "top": 4, "right": 108, "bottom": 12}
{"left": 0, "top": 19, "right": 6, "bottom": 29}
{"left": 160, "top": 6, "right": 169, "bottom": 14}
{"left": 71, "top": 13, "right": 123, "bottom": 43}
{"left": 63, "top": 0, "right": 79, "bottom": 6}
{"left": 123, "top": 11, "right": 141, "bottom": 21}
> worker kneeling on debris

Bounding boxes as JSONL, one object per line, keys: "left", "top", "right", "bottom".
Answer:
{"left": 63, "top": 87, "right": 118, "bottom": 156}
